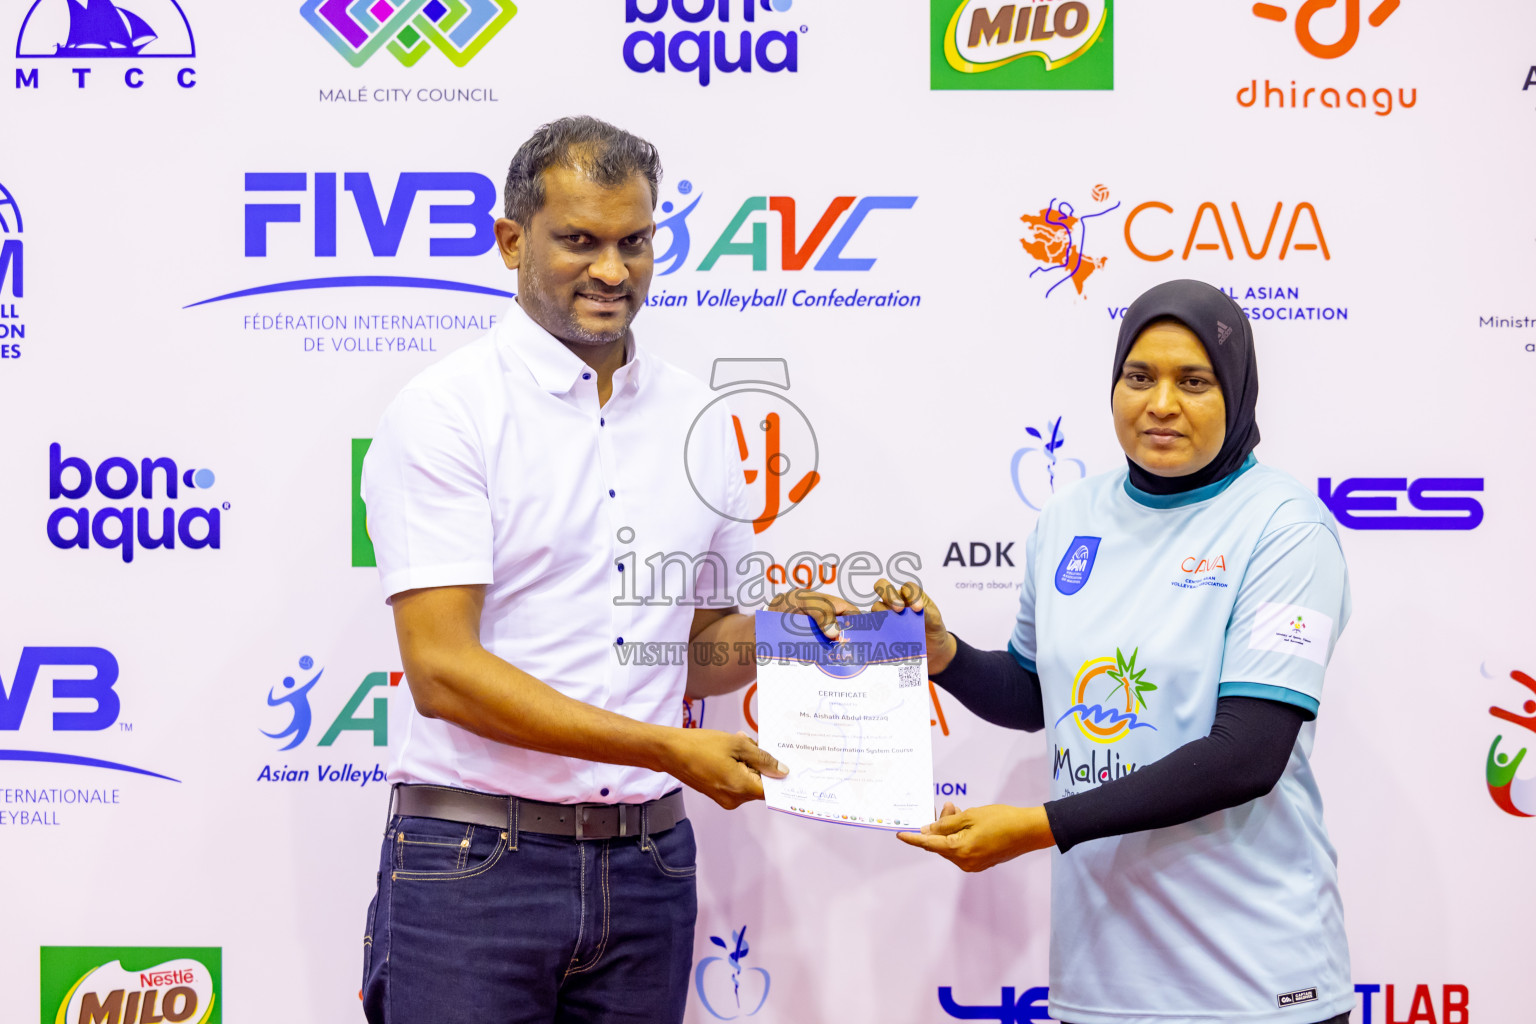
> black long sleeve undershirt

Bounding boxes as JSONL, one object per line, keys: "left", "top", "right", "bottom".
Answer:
{"left": 929, "top": 635, "right": 1307, "bottom": 853}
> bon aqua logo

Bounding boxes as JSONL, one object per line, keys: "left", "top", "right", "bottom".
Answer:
{"left": 623, "top": 0, "right": 801, "bottom": 87}
{"left": 302, "top": 0, "right": 517, "bottom": 67}
{"left": 46, "top": 444, "right": 225, "bottom": 563}
{"left": 931, "top": 0, "right": 1112, "bottom": 91}
{"left": 1486, "top": 665, "right": 1536, "bottom": 818}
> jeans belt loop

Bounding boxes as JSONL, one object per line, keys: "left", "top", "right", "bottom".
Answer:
{"left": 575, "top": 805, "right": 588, "bottom": 842}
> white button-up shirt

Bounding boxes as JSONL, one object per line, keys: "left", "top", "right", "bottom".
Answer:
{"left": 362, "top": 300, "right": 752, "bottom": 803}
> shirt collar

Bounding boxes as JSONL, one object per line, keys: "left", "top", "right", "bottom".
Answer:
{"left": 499, "top": 299, "right": 642, "bottom": 396}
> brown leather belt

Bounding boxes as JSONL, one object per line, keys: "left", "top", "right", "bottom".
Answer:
{"left": 391, "top": 784, "right": 685, "bottom": 840}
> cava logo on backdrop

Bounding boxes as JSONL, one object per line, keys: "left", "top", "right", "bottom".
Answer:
{"left": 1484, "top": 664, "right": 1536, "bottom": 818}
{"left": 14, "top": 0, "right": 197, "bottom": 90}
{"left": 0, "top": 179, "right": 23, "bottom": 362}
{"left": 623, "top": 0, "right": 801, "bottom": 87}
{"left": 1238, "top": 0, "right": 1416, "bottom": 115}
{"left": 1317, "top": 476, "right": 1484, "bottom": 530}
{"left": 0, "top": 647, "right": 178, "bottom": 829}
{"left": 46, "top": 444, "right": 225, "bottom": 563}
{"left": 40, "top": 946, "right": 221, "bottom": 1024}
{"left": 1016, "top": 185, "right": 1351, "bottom": 323}
{"left": 694, "top": 925, "right": 770, "bottom": 1019}
{"left": 257, "top": 655, "right": 400, "bottom": 787}
{"left": 302, "top": 0, "right": 516, "bottom": 67}
{"left": 646, "top": 179, "right": 922, "bottom": 312}
{"left": 930, "top": 0, "right": 1112, "bottom": 91}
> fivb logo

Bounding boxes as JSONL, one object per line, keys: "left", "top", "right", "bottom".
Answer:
{"left": 14, "top": 0, "right": 197, "bottom": 90}
{"left": 655, "top": 180, "right": 917, "bottom": 276}
{"left": 302, "top": 0, "right": 517, "bottom": 68}
{"left": 625, "top": 0, "right": 800, "bottom": 87}
{"left": 47, "top": 443, "right": 225, "bottom": 563}
{"left": 0, "top": 647, "right": 178, "bottom": 780}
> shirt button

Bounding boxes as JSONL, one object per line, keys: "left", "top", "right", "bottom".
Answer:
{"left": 617, "top": 563, "right": 625, "bottom": 572}
{"left": 616, "top": 637, "right": 624, "bottom": 645}
{"left": 609, "top": 489, "right": 616, "bottom": 497}
{"left": 582, "top": 372, "right": 592, "bottom": 381}
{"left": 600, "top": 417, "right": 605, "bottom": 427}
{"left": 600, "top": 788, "right": 610, "bottom": 798}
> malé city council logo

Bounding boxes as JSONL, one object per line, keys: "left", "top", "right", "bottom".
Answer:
{"left": 931, "top": 0, "right": 1112, "bottom": 91}
{"left": 301, "top": 0, "right": 517, "bottom": 67}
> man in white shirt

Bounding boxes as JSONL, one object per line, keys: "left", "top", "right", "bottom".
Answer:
{"left": 358, "top": 116, "right": 837, "bottom": 1024}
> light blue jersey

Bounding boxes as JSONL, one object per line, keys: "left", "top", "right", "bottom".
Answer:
{"left": 1010, "top": 456, "right": 1352, "bottom": 1024}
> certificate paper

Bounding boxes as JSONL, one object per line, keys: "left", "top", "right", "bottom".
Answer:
{"left": 755, "top": 610, "right": 934, "bottom": 830}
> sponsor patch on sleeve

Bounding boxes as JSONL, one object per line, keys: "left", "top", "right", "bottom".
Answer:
{"left": 1248, "top": 602, "right": 1332, "bottom": 667}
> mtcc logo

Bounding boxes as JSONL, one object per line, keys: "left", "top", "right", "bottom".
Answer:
{"left": 1012, "top": 416, "right": 1086, "bottom": 510}
{"left": 302, "top": 0, "right": 517, "bottom": 67}
{"left": 685, "top": 358, "right": 820, "bottom": 534}
{"left": 1252, "top": 0, "right": 1399, "bottom": 59}
{"left": 695, "top": 925, "right": 769, "bottom": 1020}
{"left": 1058, "top": 647, "right": 1157, "bottom": 744}
{"left": 262, "top": 655, "right": 402, "bottom": 750}
{"left": 1486, "top": 665, "right": 1536, "bottom": 818}
{"left": 15, "top": 0, "right": 197, "bottom": 89}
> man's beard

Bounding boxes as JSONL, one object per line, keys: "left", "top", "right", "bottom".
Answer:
{"left": 521, "top": 252, "right": 635, "bottom": 347}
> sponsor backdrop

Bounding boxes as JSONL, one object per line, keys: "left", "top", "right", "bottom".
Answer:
{"left": 1, "top": 0, "right": 1532, "bottom": 1020}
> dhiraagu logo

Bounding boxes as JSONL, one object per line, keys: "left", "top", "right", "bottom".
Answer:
{"left": 1058, "top": 647, "right": 1157, "bottom": 744}
{"left": 931, "top": 0, "right": 1113, "bottom": 91}
{"left": 41, "top": 946, "right": 221, "bottom": 1024}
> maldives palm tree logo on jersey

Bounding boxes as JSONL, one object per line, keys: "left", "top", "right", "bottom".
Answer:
{"left": 1057, "top": 647, "right": 1157, "bottom": 744}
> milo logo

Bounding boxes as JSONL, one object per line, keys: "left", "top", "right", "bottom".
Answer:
{"left": 41, "top": 947, "right": 221, "bottom": 1024}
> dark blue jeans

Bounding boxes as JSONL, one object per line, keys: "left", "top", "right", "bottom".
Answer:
{"left": 361, "top": 808, "right": 698, "bottom": 1023}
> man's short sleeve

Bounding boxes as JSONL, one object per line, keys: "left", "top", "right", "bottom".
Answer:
{"left": 360, "top": 386, "right": 494, "bottom": 602}
{"left": 1008, "top": 526, "right": 1040, "bottom": 673}
{"left": 1219, "top": 519, "right": 1351, "bottom": 719}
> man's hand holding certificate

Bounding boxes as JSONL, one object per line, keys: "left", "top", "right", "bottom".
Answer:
{"left": 754, "top": 609, "right": 934, "bottom": 830}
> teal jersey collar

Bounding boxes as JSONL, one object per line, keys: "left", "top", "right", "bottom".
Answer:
{"left": 1123, "top": 453, "right": 1259, "bottom": 509}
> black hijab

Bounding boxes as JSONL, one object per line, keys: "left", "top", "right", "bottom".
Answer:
{"left": 1111, "top": 279, "right": 1260, "bottom": 495}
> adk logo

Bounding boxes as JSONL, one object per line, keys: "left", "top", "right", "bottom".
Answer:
{"left": 1012, "top": 416, "right": 1086, "bottom": 509}
{"left": 685, "top": 358, "right": 820, "bottom": 534}
{"left": 0, "top": 179, "right": 23, "bottom": 362}
{"left": 1485, "top": 664, "right": 1536, "bottom": 818}
{"left": 694, "top": 925, "right": 769, "bottom": 1020}
{"left": 301, "top": 0, "right": 517, "bottom": 68}
{"left": 41, "top": 946, "right": 221, "bottom": 1024}
{"left": 15, "top": 0, "right": 197, "bottom": 90}
{"left": 1251, "top": 0, "right": 1399, "bottom": 60}
{"left": 931, "top": 0, "right": 1113, "bottom": 91}
{"left": 1057, "top": 646, "right": 1156, "bottom": 744}
{"left": 47, "top": 443, "right": 225, "bottom": 563}
{"left": 624, "top": 0, "right": 801, "bottom": 87}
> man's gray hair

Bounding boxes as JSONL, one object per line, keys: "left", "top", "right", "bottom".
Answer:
{"left": 503, "top": 115, "right": 662, "bottom": 224}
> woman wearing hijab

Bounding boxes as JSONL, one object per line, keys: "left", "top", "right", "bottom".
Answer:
{"left": 881, "top": 279, "right": 1353, "bottom": 1024}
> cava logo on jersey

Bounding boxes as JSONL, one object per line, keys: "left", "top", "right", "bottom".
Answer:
{"left": 1239, "top": 0, "right": 1415, "bottom": 115}
{"left": 1012, "top": 415, "right": 1086, "bottom": 509}
{"left": 257, "top": 655, "right": 400, "bottom": 786}
{"left": 0, "top": 179, "right": 24, "bottom": 362}
{"left": 645, "top": 179, "right": 922, "bottom": 312}
{"left": 695, "top": 925, "right": 770, "bottom": 1019}
{"left": 624, "top": 0, "right": 801, "bottom": 87}
{"left": 1057, "top": 646, "right": 1156, "bottom": 744}
{"left": 931, "top": 0, "right": 1112, "bottom": 91}
{"left": 1053, "top": 535, "right": 1099, "bottom": 595}
{"left": 939, "top": 985, "right": 1052, "bottom": 1022}
{"left": 1171, "top": 553, "right": 1229, "bottom": 590}
{"left": 47, "top": 444, "right": 224, "bottom": 563}
{"left": 1019, "top": 186, "right": 1351, "bottom": 322}
{"left": 1318, "top": 476, "right": 1484, "bottom": 530}
{"left": 41, "top": 946, "right": 221, "bottom": 1024}
{"left": 14, "top": 0, "right": 197, "bottom": 91}
{"left": 302, "top": 0, "right": 516, "bottom": 67}
{"left": 1, "top": 647, "right": 177, "bottom": 829}
{"left": 1485, "top": 665, "right": 1536, "bottom": 818}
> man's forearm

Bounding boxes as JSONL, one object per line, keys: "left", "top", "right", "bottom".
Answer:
{"left": 685, "top": 611, "right": 757, "bottom": 699}
{"left": 407, "top": 643, "right": 675, "bottom": 772}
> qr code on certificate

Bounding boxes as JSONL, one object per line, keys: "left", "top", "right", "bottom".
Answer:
{"left": 897, "top": 663, "right": 922, "bottom": 689}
